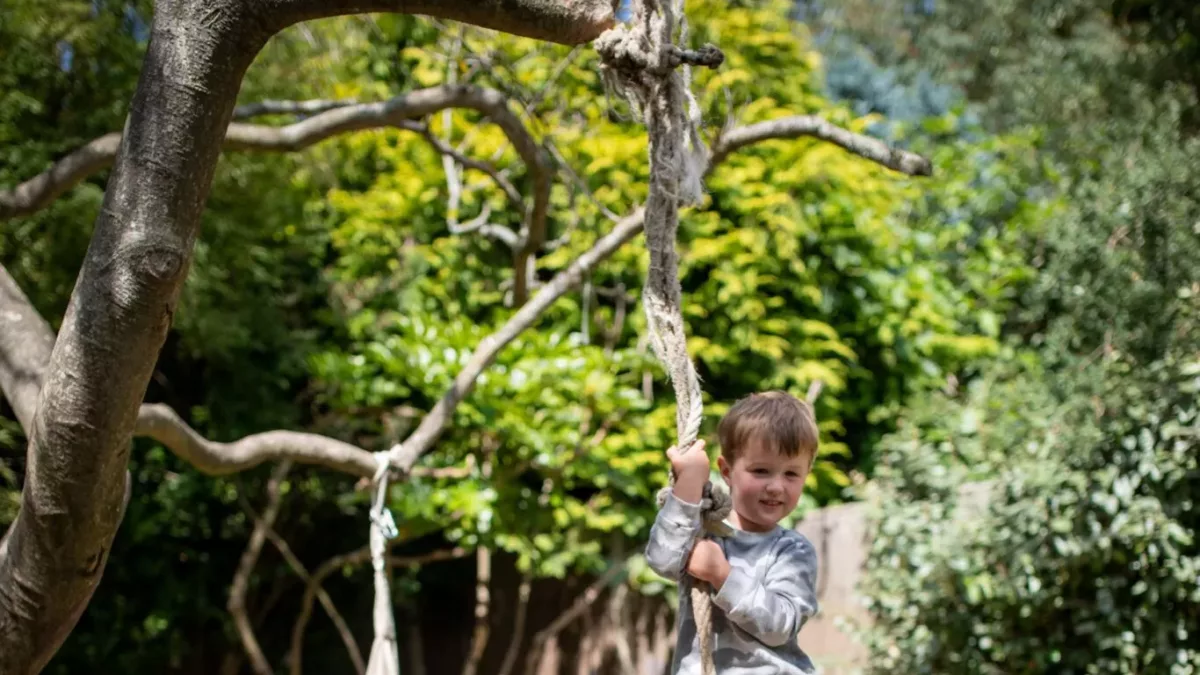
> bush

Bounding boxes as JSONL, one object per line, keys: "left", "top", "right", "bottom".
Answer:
{"left": 860, "top": 354, "right": 1200, "bottom": 675}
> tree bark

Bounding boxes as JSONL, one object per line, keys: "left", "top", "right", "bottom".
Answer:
{"left": 0, "top": 3, "right": 270, "bottom": 671}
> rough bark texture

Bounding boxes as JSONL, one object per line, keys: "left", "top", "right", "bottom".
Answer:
{"left": 0, "top": 3, "right": 270, "bottom": 671}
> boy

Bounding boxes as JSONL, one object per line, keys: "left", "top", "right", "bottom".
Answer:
{"left": 645, "top": 390, "right": 820, "bottom": 674}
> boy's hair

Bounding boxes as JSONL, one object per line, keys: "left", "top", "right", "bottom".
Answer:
{"left": 717, "top": 390, "right": 819, "bottom": 467}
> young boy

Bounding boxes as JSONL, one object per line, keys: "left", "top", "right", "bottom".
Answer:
{"left": 645, "top": 390, "right": 820, "bottom": 674}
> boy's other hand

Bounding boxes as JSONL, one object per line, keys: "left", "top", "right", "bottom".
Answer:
{"left": 687, "top": 538, "right": 731, "bottom": 589}
{"left": 666, "top": 439, "right": 711, "bottom": 481}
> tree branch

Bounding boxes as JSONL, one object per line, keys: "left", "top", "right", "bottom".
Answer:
{"left": 460, "top": 545, "right": 492, "bottom": 675}
{"left": 233, "top": 98, "right": 358, "bottom": 120}
{"left": 258, "top": 0, "right": 616, "bottom": 46}
{"left": 399, "top": 119, "right": 525, "bottom": 212}
{"left": 228, "top": 462, "right": 293, "bottom": 675}
{"left": 0, "top": 12, "right": 263, "bottom": 670}
{"left": 134, "top": 403, "right": 378, "bottom": 478}
{"left": 2, "top": 87, "right": 553, "bottom": 256}
{"left": 237, "top": 494, "right": 366, "bottom": 675}
{"left": 709, "top": 115, "right": 934, "bottom": 177}
{"left": 289, "top": 544, "right": 467, "bottom": 675}
{"left": 388, "top": 206, "right": 647, "bottom": 472}
{"left": 496, "top": 572, "right": 532, "bottom": 675}
{"left": 0, "top": 264, "right": 53, "bottom": 432}
{"left": 523, "top": 561, "right": 628, "bottom": 675}
{"left": 0, "top": 132, "right": 122, "bottom": 221}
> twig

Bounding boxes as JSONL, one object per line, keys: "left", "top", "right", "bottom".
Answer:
{"left": 461, "top": 455, "right": 494, "bottom": 675}
{"left": 228, "top": 462, "right": 292, "bottom": 675}
{"left": 398, "top": 119, "right": 524, "bottom": 209}
{"left": 238, "top": 494, "right": 366, "bottom": 675}
{"left": 495, "top": 573, "right": 533, "bottom": 675}
{"left": 522, "top": 561, "right": 628, "bottom": 675}
{"left": 289, "top": 544, "right": 468, "bottom": 675}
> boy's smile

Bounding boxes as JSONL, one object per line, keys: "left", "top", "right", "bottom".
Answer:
{"left": 718, "top": 439, "right": 810, "bottom": 532}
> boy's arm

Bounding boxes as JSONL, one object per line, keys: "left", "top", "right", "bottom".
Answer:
{"left": 644, "top": 490, "right": 703, "bottom": 580}
{"left": 711, "top": 536, "right": 819, "bottom": 647}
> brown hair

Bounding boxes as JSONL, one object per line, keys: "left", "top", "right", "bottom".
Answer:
{"left": 717, "top": 390, "right": 819, "bottom": 466}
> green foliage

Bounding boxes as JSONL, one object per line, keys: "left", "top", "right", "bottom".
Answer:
{"left": 1, "top": 0, "right": 1058, "bottom": 670}
{"left": 861, "top": 354, "right": 1200, "bottom": 674}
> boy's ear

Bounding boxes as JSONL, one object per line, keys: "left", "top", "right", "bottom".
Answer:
{"left": 717, "top": 455, "right": 730, "bottom": 481}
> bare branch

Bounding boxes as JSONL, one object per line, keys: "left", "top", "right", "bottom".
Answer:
{"left": 523, "top": 561, "right": 628, "bottom": 675}
{"left": 289, "top": 544, "right": 468, "bottom": 675}
{"left": 0, "top": 132, "right": 121, "bottom": 221}
{"left": 496, "top": 573, "right": 532, "bottom": 675}
{"left": 229, "top": 462, "right": 293, "bottom": 675}
{"left": 389, "top": 206, "right": 647, "bottom": 472}
{"left": 233, "top": 98, "right": 358, "bottom": 120}
{"left": 709, "top": 115, "right": 934, "bottom": 176}
{"left": 461, "top": 545, "right": 492, "bottom": 675}
{"left": 238, "top": 494, "right": 366, "bottom": 675}
{"left": 2, "top": 87, "right": 551, "bottom": 247}
{"left": 398, "top": 119, "right": 525, "bottom": 210}
{"left": 135, "top": 403, "right": 378, "bottom": 477}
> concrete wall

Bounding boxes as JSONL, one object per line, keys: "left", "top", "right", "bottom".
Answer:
{"left": 795, "top": 501, "right": 873, "bottom": 675}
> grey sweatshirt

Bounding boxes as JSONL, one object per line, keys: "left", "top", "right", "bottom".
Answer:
{"left": 645, "top": 491, "right": 820, "bottom": 674}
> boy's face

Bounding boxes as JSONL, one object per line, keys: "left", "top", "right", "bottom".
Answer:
{"left": 717, "top": 438, "right": 809, "bottom": 533}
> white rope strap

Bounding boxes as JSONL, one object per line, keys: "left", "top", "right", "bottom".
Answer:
{"left": 366, "top": 453, "right": 401, "bottom": 675}
{"left": 596, "top": 2, "right": 730, "bottom": 673}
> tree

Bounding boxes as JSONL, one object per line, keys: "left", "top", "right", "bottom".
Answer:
{"left": 0, "top": 0, "right": 938, "bottom": 672}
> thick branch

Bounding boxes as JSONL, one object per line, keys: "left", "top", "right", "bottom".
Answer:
{"left": 259, "top": 0, "right": 616, "bottom": 46}
{"left": 0, "top": 9, "right": 265, "bottom": 671}
{"left": 134, "top": 403, "right": 378, "bottom": 477}
{"left": 709, "top": 115, "right": 934, "bottom": 176}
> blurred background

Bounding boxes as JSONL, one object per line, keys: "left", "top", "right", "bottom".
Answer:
{"left": 1, "top": 0, "right": 1196, "bottom": 673}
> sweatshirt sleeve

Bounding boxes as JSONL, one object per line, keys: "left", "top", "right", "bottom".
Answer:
{"left": 644, "top": 490, "right": 703, "bottom": 580}
{"left": 711, "top": 534, "right": 819, "bottom": 647}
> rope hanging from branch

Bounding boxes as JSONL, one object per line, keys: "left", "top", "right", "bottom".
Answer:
{"left": 596, "top": 1, "right": 730, "bottom": 672}
{"left": 366, "top": 454, "right": 401, "bottom": 675}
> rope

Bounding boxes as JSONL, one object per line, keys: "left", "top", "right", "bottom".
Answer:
{"left": 596, "top": 2, "right": 729, "bottom": 673}
{"left": 366, "top": 453, "right": 401, "bottom": 675}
